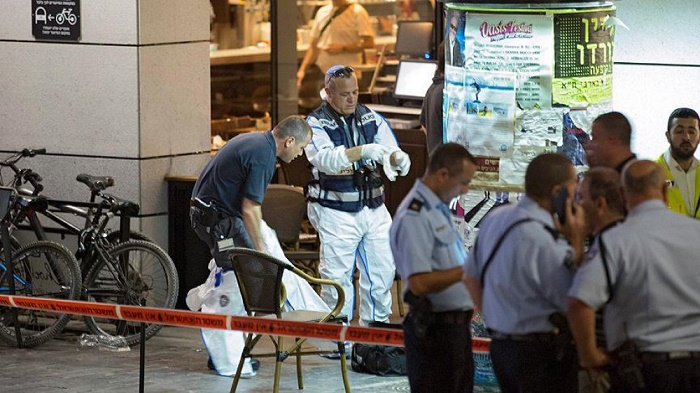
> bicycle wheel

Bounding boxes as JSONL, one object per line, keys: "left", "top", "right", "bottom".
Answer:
{"left": 105, "top": 230, "right": 151, "bottom": 246}
{"left": 83, "top": 240, "right": 178, "bottom": 346}
{"left": 0, "top": 241, "right": 81, "bottom": 347}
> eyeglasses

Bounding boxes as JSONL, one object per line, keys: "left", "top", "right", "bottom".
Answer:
{"left": 326, "top": 66, "right": 354, "bottom": 79}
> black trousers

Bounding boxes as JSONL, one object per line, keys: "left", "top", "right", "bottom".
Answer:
{"left": 190, "top": 207, "right": 253, "bottom": 269}
{"left": 403, "top": 312, "right": 474, "bottom": 393}
{"left": 640, "top": 357, "right": 700, "bottom": 393}
{"left": 489, "top": 338, "right": 577, "bottom": 393}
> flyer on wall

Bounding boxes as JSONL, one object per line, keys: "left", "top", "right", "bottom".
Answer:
{"left": 464, "top": 12, "right": 554, "bottom": 110}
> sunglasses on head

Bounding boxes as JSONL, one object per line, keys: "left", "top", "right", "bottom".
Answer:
{"left": 327, "top": 66, "right": 355, "bottom": 79}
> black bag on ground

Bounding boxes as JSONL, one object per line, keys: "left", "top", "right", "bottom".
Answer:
{"left": 351, "top": 322, "right": 406, "bottom": 376}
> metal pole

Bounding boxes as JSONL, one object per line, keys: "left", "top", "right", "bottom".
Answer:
{"left": 139, "top": 299, "right": 146, "bottom": 393}
{"left": 1, "top": 223, "right": 23, "bottom": 348}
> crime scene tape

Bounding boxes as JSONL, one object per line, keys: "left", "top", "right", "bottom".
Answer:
{"left": 0, "top": 294, "right": 490, "bottom": 351}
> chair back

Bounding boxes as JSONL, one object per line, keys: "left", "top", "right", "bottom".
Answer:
{"left": 229, "top": 248, "right": 288, "bottom": 316}
{"left": 262, "top": 185, "right": 306, "bottom": 245}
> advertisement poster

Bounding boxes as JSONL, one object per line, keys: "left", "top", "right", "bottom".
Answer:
{"left": 461, "top": 70, "right": 517, "bottom": 157}
{"left": 553, "top": 10, "right": 615, "bottom": 107}
{"left": 465, "top": 13, "right": 554, "bottom": 110}
{"left": 443, "top": 5, "right": 616, "bottom": 191}
{"left": 445, "top": 9, "right": 467, "bottom": 67}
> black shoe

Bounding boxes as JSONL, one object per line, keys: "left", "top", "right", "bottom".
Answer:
{"left": 250, "top": 358, "right": 260, "bottom": 372}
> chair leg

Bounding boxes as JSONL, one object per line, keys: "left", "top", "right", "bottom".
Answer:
{"left": 229, "top": 352, "right": 247, "bottom": 393}
{"left": 338, "top": 341, "right": 352, "bottom": 393}
{"left": 295, "top": 338, "right": 304, "bottom": 389}
{"left": 395, "top": 272, "right": 405, "bottom": 317}
{"left": 273, "top": 336, "right": 284, "bottom": 393}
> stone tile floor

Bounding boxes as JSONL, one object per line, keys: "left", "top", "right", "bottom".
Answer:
{"left": 0, "top": 322, "right": 500, "bottom": 392}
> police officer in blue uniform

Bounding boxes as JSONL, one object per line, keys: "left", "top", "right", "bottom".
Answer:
{"left": 568, "top": 160, "right": 700, "bottom": 393}
{"left": 390, "top": 143, "right": 477, "bottom": 393}
{"left": 190, "top": 115, "right": 312, "bottom": 268}
{"left": 463, "top": 153, "right": 587, "bottom": 393}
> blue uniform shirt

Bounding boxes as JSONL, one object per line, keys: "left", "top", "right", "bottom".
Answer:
{"left": 390, "top": 180, "right": 473, "bottom": 312}
{"left": 570, "top": 200, "right": 700, "bottom": 352}
{"left": 464, "top": 196, "right": 575, "bottom": 334}
{"left": 192, "top": 131, "right": 276, "bottom": 217}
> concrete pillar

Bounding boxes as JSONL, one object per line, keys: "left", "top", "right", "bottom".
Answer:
{"left": 0, "top": 0, "right": 211, "bottom": 249}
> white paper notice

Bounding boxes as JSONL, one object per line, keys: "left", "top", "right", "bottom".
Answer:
{"left": 465, "top": 13, "right": 554, "bottom": 110}
{"left": 462, "top": 70, "right": 517, "bottom": 157}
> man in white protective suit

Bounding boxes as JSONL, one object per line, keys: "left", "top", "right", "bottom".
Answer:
{"left": 304, "top": 65, "right": 412, "bottom": 326}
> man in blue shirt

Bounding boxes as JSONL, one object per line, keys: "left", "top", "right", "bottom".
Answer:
{"left": 189, "top": 115, "right": 311, "bottom": 376}
{"left": 191, "top": 115, "right": 312, "bottom": 268}
{"left": 463, "top": 153, "right": 587, "bottom": 393}
{"left": 390, "top": 143, "right": 477, "bottom": 393}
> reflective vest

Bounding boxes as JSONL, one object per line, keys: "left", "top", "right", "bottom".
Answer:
{"left": 307, "top": 102, "right": 385, "bottom": 212}
{"left": 656, "top": 154, "right": 700, "bottom": 218}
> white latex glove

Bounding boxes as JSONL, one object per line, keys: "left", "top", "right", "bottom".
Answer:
{"left": 392, "top": 150, "right": 411, "bottom": 175}
{"left": 361, "top": 143, "right": 388, "bottom": 162}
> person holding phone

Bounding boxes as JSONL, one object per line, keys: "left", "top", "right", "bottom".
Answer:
{"left": 463, "top": 153, "right": 586, "bottom": 393}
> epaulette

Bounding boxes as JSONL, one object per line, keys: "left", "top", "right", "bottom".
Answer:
{"left": 408, "top": 199, "right": 423, "bottom": 212}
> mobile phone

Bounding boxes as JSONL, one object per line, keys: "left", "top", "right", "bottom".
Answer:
{"left": 553, "top": 188, "right": 568, "bottom": 225}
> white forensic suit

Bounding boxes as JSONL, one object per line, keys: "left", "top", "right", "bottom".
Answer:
{"left": 305, "top": 101, "right": 408, "bottom": 325}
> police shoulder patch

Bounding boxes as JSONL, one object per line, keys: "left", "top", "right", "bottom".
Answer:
{"left": 408, "top": 199, "right": 423, "bottom": 212}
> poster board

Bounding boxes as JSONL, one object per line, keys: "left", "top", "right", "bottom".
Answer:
{"left": 444, "top": 4, "right": 616, "bottom": 191}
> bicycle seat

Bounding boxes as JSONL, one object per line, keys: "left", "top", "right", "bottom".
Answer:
{"left": 103, "top": 193, "right": 140, "bottom": 216}
{"left": 76, "top": 174, "right": 115, "bottom": 192}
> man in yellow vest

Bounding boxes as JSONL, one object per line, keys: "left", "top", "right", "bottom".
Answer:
{"left": 656, "top": 107, "right": 700, "bottom": 218}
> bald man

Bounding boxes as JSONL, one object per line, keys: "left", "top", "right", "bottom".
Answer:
{"left": 568, "top": 160, "right": 700, "bottom": 393}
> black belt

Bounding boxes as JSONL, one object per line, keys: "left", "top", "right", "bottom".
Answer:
{"left": 431, "top": 310, "right": 473, "bottom": 325}
{"left": 639, "top": 351, "right": 700, "bottom": 363}
{"left": 488, "top": 329, "right": 556, "bottom": 342}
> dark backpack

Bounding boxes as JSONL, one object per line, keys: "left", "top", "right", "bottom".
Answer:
{"left": 351, "top": 322, "right": 406, "bottom": 376}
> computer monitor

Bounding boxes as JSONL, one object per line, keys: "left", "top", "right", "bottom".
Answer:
{"left": 393, "top": 60, "right": 437, "bottom": 101}
{"left": 394, "top": 21, "right": 433, "bottom": 59}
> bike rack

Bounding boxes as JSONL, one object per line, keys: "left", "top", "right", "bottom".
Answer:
{"left": 0, "top": 186, "right": 23, "bottom": 348}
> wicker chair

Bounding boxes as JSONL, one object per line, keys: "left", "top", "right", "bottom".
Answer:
{"left": 228, "top": 248, "right": 350, "bottom": 393}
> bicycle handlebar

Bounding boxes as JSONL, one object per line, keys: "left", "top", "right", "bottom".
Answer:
{"left": 23, "top": 148, "right": 46, "bottom": 157}
{"left": 0, "top": 148, "right": 46, "bottom": 167}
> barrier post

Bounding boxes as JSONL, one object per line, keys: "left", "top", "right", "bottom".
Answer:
{"left": 139, "top": 300, "right": 146, "bottom": 393}
{"left": 1, "top": 223, "right": 23, "bottom": 348}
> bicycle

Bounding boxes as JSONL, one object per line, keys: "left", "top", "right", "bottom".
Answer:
{"left": 0, "top": 187, "right": 82, "bottom": 348}
{"left": 1, "top": 149, "right": 179, "bottom": 345}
